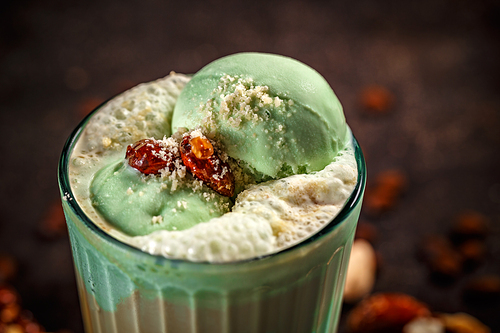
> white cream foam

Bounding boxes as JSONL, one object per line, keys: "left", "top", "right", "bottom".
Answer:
{"left": 130, "top": 148, "right": 357, "bottom": 262}
{"left": 81, "top": 73, "right": 190, "bottom": 153}
{"left": 69, "top": 73, "right": 358, "bottom": 262}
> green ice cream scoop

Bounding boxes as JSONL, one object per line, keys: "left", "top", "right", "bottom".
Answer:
{"left": 172, "top": 52, "right": 348, "bottom": 179}
{"left": 90, "top": 160, "right": 231, "bottom": 236}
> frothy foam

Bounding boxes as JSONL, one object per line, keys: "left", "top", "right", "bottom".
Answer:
{"left": 81, "top": 73, "right": 189, "bottom": 154}
{"left": 134, "top": 212, "right": 276, "bottom": 262}
{"left": 128, "top": 146, "right": 357, "bottom": 262}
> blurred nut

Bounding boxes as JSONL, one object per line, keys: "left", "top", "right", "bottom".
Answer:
{"left": 1, "top": 303, "right": 20, "bottom": 324}
{"left": 0, "top": 255, "right": 18, "bottom": 283}
{"left": 0, "top": 285, "right": 18, "bottom": 306}
{"left": 439, "top": 312, "right": 490, "bottom": 333}
{"left": 23, "top": 322, "right": 44, "bottom": 333}
{"left": 376, "top": 170, "right": 408, "bottom": 190}
{"left": 364, "top": 169, "right": 408, "bottom": 216}
{"left": 450, "top": 211, "right": 489, "bottom": 243}
{"left": 360, "top": 85, "right": 395, "bottom": 114}
{"left": 463, "top": 275, "right": 500, "bottom": 303}
{"left": 0, "top": 288, "right": 45, "bottom": 332}
{"left": 3, "top": 324, "right": 24, "bottom": 333}
{"left": 403, "top": 316, "right": 445, "bottom": 333}
{"left": 347, "top": 293, "right": 430, "bottom": 333}
{"left": 17, "top": 310, "right": 34, "bottom": 322}
{"left": 344, "top": 239, "right": 377, "bottom": 303}
{"left": 458, "top": 239, "right": 487, "bottom": 266}
{"left": 17, "top": 311, "right": 44, "bottom": 333}
{"left": 419, "top": 235, "right": 462, "bottom": 281}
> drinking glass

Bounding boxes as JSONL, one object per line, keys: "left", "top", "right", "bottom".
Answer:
{"left": 59, "top": 111, "right": 366, "bottom": 333}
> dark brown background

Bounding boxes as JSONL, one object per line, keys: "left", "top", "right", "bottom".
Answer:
{"left": 1, "top": 0, "right": 499, "bottom": 332}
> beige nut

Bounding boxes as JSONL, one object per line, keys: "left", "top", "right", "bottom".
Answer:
{"left": 343, "top": 238, "right": 377, "bottom": 303}
{"left": 403, "top": 317, "right": 445, "bottom": 333}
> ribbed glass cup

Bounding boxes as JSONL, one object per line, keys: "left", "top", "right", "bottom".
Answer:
{"left": 59, "top": 108, "right": 366, "bottom": 333}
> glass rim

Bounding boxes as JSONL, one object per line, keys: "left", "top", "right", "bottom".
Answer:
{"left": 58, "top": 101, "right": 367, "bottom": 266}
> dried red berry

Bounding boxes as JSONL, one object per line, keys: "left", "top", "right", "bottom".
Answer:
{"left": 180, "top": 134, "right": 234, "bottom": 197}
{"left": 126, "top": 139, "right": 180, "bottom": 175}
{"left": 347, "top": 293, "right": 431, "bottom": 333}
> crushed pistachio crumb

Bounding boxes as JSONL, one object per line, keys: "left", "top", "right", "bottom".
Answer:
{"left": 151, "top": 215, "right": 163, "bottom": 224}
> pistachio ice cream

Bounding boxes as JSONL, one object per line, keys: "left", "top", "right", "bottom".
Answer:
{"left": 172, "top": 53, "right": 348, "bottom": 178}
